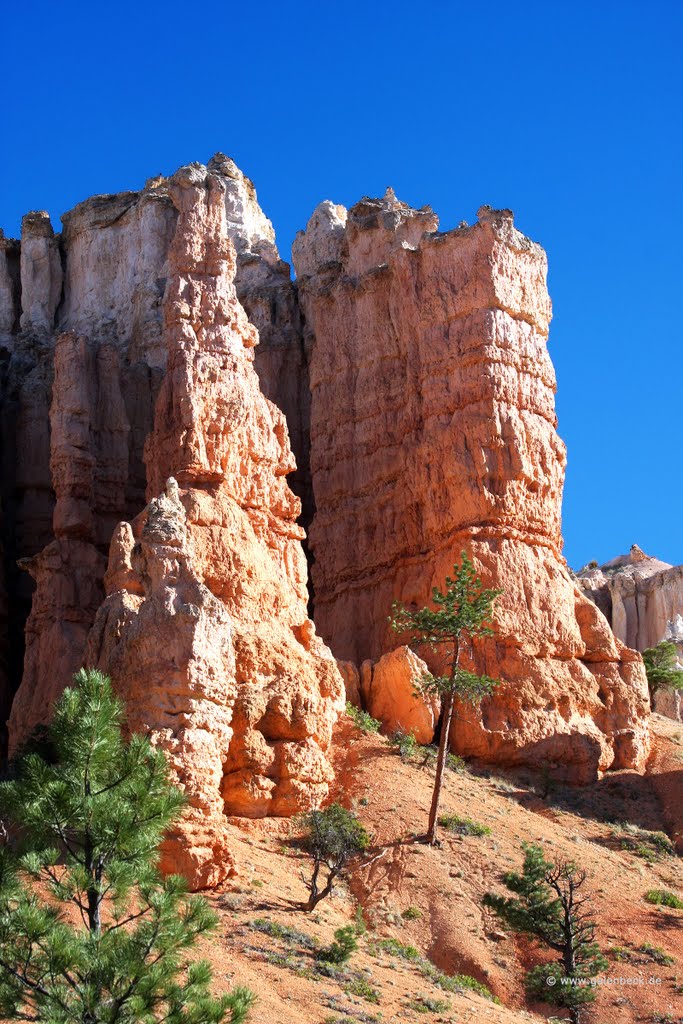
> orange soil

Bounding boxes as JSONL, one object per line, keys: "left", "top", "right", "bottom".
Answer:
{"left": 199, "top": 713, "right": 683, "bottom": 1024}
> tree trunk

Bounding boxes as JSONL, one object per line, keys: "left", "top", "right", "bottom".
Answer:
{"left": 426, "top": 690, "right": 456, "bottom": 845}
{"left": 304, "top": 860, "right": 321, "bottom": 911}
{"left": 87, "top": 886, "right": 101, "bottom": 935}
{"left": 85, "top": 853, "right": 103, "bottom": 936}
{"left": 563, "top": 901, "right": 580, "bottom": 1024}
{"left": 305, "top": 865, "right": 336, "bottom": 911}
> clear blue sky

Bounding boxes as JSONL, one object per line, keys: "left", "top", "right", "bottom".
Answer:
{"left": 2, "top": 1, "right": 681, "bottom": 569}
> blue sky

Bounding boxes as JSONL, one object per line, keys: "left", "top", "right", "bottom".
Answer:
{"left": 1, "top": 1, "right": 681, "bottom": 569}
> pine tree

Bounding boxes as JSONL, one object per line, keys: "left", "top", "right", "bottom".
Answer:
{"left": 0, "top": 668, "right": 255, "bottom": 1024}
{"left": 390, "top": 552, "right": 501, "bottom": 845}
{"left": 300, "top": 804, "right": 370, "bottom": 911}
{"left": 484, "top": 844, "right": 607, "bottom": 1023}
{"left": 642, "top": 640, "right": 683, "bottom": 703}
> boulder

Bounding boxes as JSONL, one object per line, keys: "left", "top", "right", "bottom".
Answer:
{"left": 361, "top": 646, "right": 439, "bottom": 744}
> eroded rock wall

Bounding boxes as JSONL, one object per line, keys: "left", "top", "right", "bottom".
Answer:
{"left": 579, "top": 546, "right": 683, "bottom": 653}
{"left": 579, "top": 546, "right": 683, "bottom": 720}
{"left": 1, "top": 160, "right": 654, "bottom": 811}
{"left": 294, "top": 193, "right": 650, "bottom": 782}
{"left": 84, "top": 164, "right": 343, "bottom": 887}
{"left": 1, "top": 185, "right": 173, "bottom": 731}
{"left": 0, "top": 155, "right": 311, "bottom": 732}
{"left": 207, "top": 154, "right": 312, "bottom": 527}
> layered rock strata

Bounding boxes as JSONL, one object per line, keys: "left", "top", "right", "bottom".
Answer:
{"left": 579, "top": 545, "right": 683, "bottom": 719}
{"left": 7, "top": 332, "right": 135, "bottom": 749}
{"left": 294, "top": 193, "right": 650, "bottom": 781}
{"left": 0, "top": 184, "right": 175, "bottom": 721}
{"left": 84, "top": 165, "right": 343, "bottom": 887}
{"left": 206, "top": 154, "right": 312, "bottom": 527}
{"left": 0, "top": 154, "right": 311, "bottom": 726}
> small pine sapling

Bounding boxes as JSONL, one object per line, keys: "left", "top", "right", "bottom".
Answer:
{"left": 485, "top": 844, "right": 607, "bottom": 1023}
{"left": 390, "top": 552, "right": 501, "bottom": 844}
{"left": 316, "top": 925, "right": 358, "bottom": 964}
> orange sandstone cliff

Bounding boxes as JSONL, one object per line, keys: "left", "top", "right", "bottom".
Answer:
{"left": 0, "top": 161, "right": 653, "bottom": 879}
{"left": 0, "top": 158, "right": 310, "bottom": 737}
{"left": 293, "top": 193, "right": 650, "bottom": 781}
{"left": 83, "top": 164, "right": 343, "bottom": 886}
{"left": 1, "top": 162, "right": 343, "bottom": 887}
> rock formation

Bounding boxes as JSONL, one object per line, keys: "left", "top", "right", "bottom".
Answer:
{"left": 0, "top": 155, "right": 311, "bottom": 732}
{"left": 578, "top": 545, "right": 683, "bottom": 719}
{"left": 0, "top": 230, "right": 20, "bottom": 345}
{"left": 0, "top": 183, "right": 175, "bottom": 727}
{"left": 0, "top": 158, "right": 656, "bottom": 825}
{"left": 7, "top": 332, "right": 129, "bottom": 749}
{"left": 294, "top": 193, "right": 650, "bottom": 782}
{"left": 361, "top": 646, "right": 439, "bottom": 744}
{"left": 84, "top": 164, "right": 343, "bottom": 887}
{"left": 204, "top": 154, "right": 312, "bottom": 526}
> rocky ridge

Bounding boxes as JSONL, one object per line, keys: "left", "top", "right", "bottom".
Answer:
{"left": 294, "top": 192, "right": 650, "bottom": 782}
{"left": 0, "top": 160, "right": 655, "bottom": 882}
{"left": 579, "top": 544, "right": 683, "bottom": 718}
{"left": 2, "top": 161, "right": 343, "bottom": 886}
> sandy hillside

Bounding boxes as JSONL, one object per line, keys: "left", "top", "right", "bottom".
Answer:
{"left": 198, "top": 713, "right": 683, "bottom": 1024}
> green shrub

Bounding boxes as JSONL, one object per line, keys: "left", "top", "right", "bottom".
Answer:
{"left": 402, "top": 905, "right": 422, "bottom": 920}
{"left": 249, "top": 918, "right": 316, "bottom": 948}
{"left": 609, "top": 943, "right": 676, "bottom": 967}
{"left": 446, "top": 753, "right": 467, "bottom": 773}
{"left": 376, "top": 937, "right": 421, "bottom": 961}
{"left": 316, "top": 926, "right": 358, "bottom": 965}
{"left": 645, "top": 889, "right": 683, "bottom": 909}
{"left": 344, "top": 976, "right": 380, "bottom": 1003}
{"left": 612, "top": 823, "right": 675, "bottom": 861}
{"left": 389, "top": 728, "right": 418, "bottom": 761}
{"left": 643, "top": 640, "right": 683, "bottom": 703}
{"left": 608, "top": 945, "right": 633, "bottom": 962}
{"left": 346, "top": 701, "right": 381, "bottom": 733}
{"left": 639, "top": 943, "right": 675, "bottom": 966}
{"left": 408, "top": 995, "right": 450, "bottom": 1013}
{"left": 354, "top": 904, "right": 368, "bottom": 935}
{"left": 424, "top": 965, "right": 496, "bottom": 1000}
{"left": 373, "top": 936, "right": 497, "bottom": 1002}
{"left": 438, "top": 813, "right": 491, "bottom": 837}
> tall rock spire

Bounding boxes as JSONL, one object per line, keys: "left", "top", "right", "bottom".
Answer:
{"left": 294, "top": 195, "right": 650, "bottom": 782}
{"left": 85, "top": 164, "right": 343, "bottom": 888}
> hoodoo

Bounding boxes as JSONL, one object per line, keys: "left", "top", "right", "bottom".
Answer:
{"left": 0, "top": 160, "right": 653, "bottom": 884}
{"left": 294, "top": 192, "right": 650, "bottom": 781}
{"left": 2, "top": 162, "right": 343, "bottom": 887}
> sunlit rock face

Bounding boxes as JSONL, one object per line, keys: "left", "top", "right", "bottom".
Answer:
{"left": 579, "top": 545, "right": 683, "bottom": 720}
{"left": 1, "top": 159, "right": 343, "bottom": 888}
{"left": 206, "top": 153, "right": 312, "bottom": 526}
{"left": 0, "top": 156, "right": 653, "bottom": 822}
{"left": 294, "top": 193, "right": 650, "bottom": 782}
{"left": 0, "top": 153, "right": 315, "bottom": 729}
{"left": 84, "top": 164, "right": 343, "bottom": 888}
